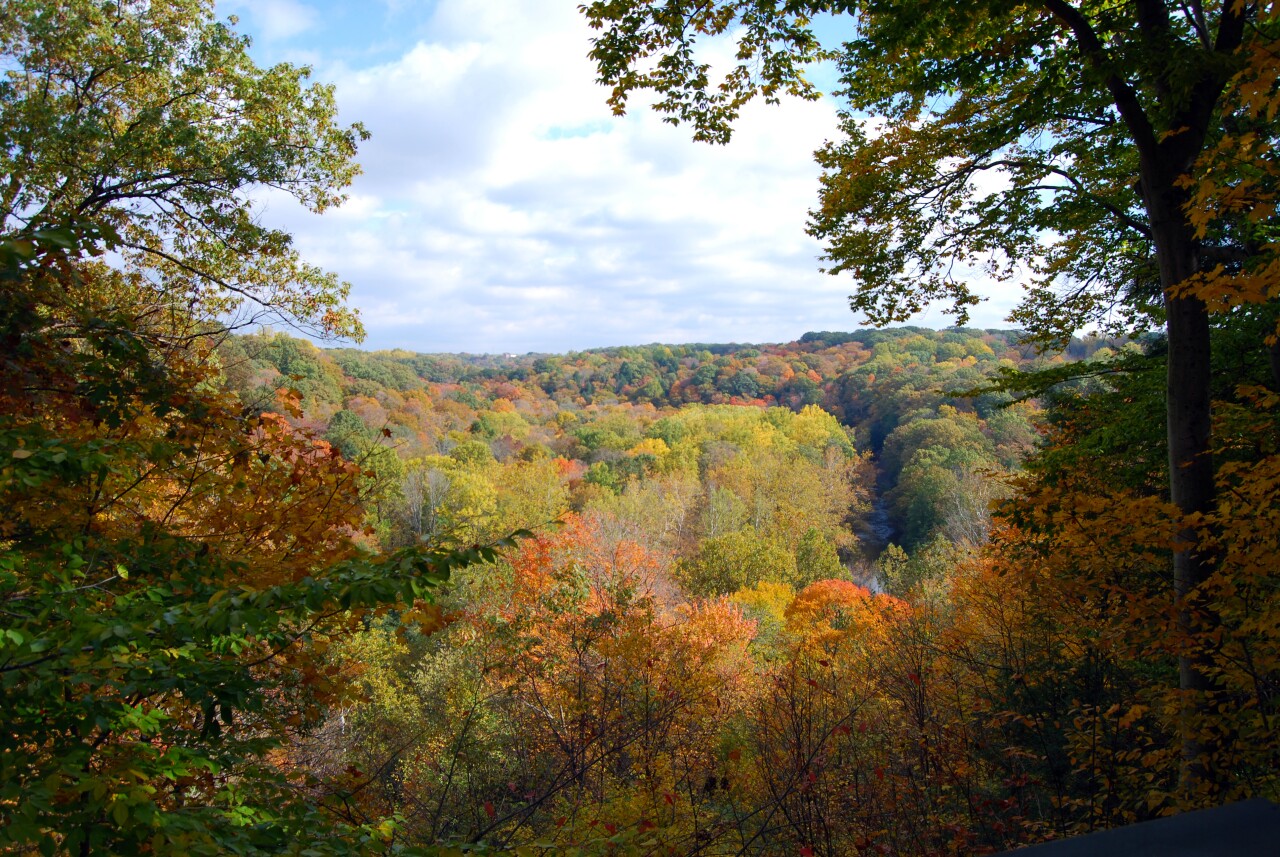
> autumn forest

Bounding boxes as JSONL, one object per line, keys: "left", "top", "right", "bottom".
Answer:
{"left": 3, "top": 1, "right": 1280, "bottom": 856}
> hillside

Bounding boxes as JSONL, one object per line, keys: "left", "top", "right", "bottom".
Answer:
{"left": 219, "top": 326, "right": 1113, "bottom": 554}
{"left": 8, "top": 1, "right": 1278, "bottom": 850}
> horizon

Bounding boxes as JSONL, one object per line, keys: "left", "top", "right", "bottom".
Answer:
{"left": 253, "top": 322, "right": 1098, "bottom": 360}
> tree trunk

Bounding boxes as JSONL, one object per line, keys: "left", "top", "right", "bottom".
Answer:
{"left": 1149, "top": 180, "right": 1219, "bottom": 798}
{"left": 1166, "top": 291, "right": 1218, "bottom": 797}
{"left": 1128, "top": 0, "right": 1252, "bottom": 802}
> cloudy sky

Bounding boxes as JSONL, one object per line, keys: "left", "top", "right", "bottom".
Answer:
{"left": 218, "top": 0, "right": 1021, "bottom": 353}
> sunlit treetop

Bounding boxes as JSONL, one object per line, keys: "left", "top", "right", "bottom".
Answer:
{"left": 0, "top": 0, "right": 369, "bottom": 339}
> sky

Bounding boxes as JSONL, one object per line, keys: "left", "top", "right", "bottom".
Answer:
{"left": 216, "top": 0, "right": 1024, "bottom": 354}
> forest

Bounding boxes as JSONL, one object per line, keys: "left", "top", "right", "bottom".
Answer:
{"left": 3, "top": 1, "right": 1279, "bottom": 855}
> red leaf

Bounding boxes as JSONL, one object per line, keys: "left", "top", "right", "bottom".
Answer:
{"left": 484, "top": 800, "right": 495, "bottom": 819}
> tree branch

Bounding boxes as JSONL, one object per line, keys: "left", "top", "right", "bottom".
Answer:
{"left": 1041, "top": 0, "right": 1161, "bottom": 161}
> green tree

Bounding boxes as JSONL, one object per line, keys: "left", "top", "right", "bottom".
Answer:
{"left": 0, "top": 0, "right": 367, "bottom": 338}
{"left": 0, "top": 2, "right": 508, "bottom": 851}
{"left": 326, "top": 408, "right": 375, "bottom": 460}
{"left": 794, "top": 527, "right": 845, "bottom": 587}
{"left": 581, "top": 0, "right": 1277, "bottom": 794}
{"left": 676, "top": 526, "right": 798, "bottom": 597}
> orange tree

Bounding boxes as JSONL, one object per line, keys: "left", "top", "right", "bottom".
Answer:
{"left": 967, "top": 341, "right": 1280, "bottom": 819}
{"left": 450, "top": 515, "right": 758, "bottom": 852}
{"left": 315, "top": 513, "right": 761, "bottom": 853}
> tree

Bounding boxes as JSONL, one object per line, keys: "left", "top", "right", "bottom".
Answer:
{"left": 0, "top": 2, "right": 510, "bottom": 850}
{"left": 326, "top": 409, "right": 376, "bottom": 460}
{"left": 676, "top": 526, "right": 797, "bottom": 596}
{"left": 0, "top": 0, "right": 367, "bottom": 338}
{"left": 321, "top": 515, "right": 758, "bottom": 852}
{"left": 0, "top": 232, "right": 502, "bottom": 852}
{"left": 580, "top": 0, "right": 1278, "bottom": 796}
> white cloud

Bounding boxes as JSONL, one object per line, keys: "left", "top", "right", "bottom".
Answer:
{"left": 253, "top": 0, "right": 1020, "bottom": 352}
{"left": 223, "top": 0, "right": 317, "bottom": 42}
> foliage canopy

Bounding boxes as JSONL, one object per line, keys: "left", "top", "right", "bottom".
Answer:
{"left": 0, "top": 0, "right": 368, "bottom": 338}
